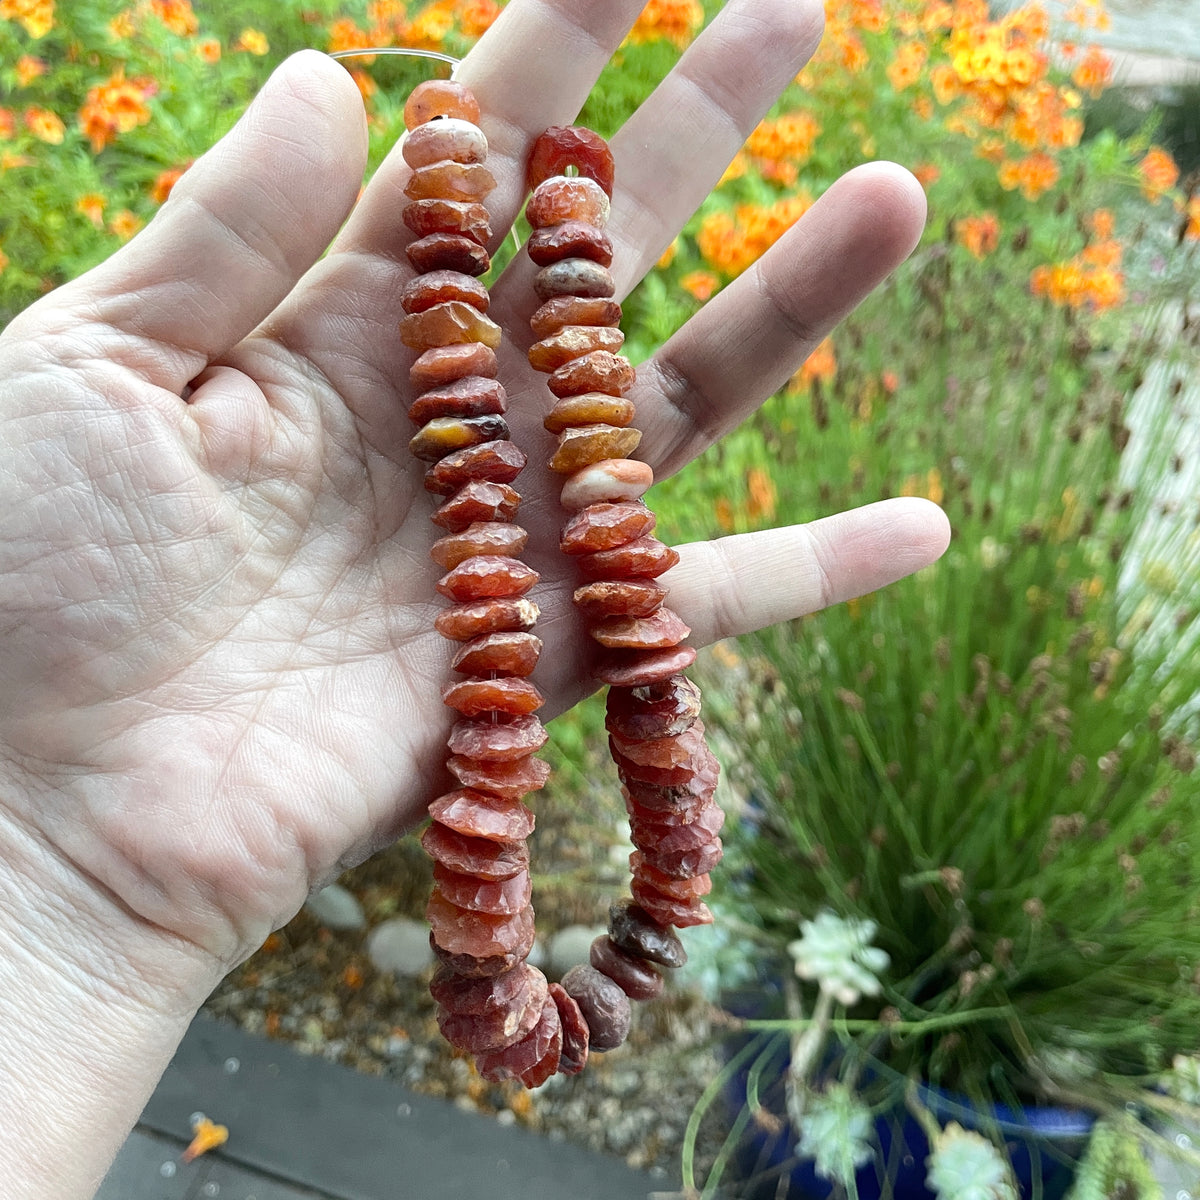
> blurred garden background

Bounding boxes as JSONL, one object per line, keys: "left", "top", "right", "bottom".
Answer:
{"left": 3, "top": 0, "right": 1199, "bottom": 1194}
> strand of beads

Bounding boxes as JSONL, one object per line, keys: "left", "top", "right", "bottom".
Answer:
{"left": 523, "top": 126, "right": 725, "bottom": 1055}
{"left": 400, "top": 80, "right": 577, "bottom": 1088}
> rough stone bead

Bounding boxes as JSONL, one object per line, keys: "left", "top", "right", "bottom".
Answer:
{"left": 636, "top": 836, "right": 724, "bottom": 881}
{"left": 573, "top": 579, "right": 668, "bottom": 621}
{"left": 625, "top": 788, "right": 713, "bottom": 830}
{"left": 445, "top": 751, "right": 552, "bottom": 801}
{"left": 549, "top": 425, "right": 642, "bottom": 474}
{"left": 560, "top": 459, "right": 654, "bottom": 511}
{"left": 517, "top": 1025, "right": 564, "bottom": 1089}
{"left": 436, "top": 555, "right": 538, "bottom": 603}
{"left": 406, "top": 234, "right": 491, "bottom": 277}
{"left": 447, "top": 713, "right": 549, "bottom": 762}
{"left": 528, "top": 326, "right": 625, "bottom": 374}
{"left": 622, "top": 773, "right": 718, "bottom": 819}
{"left": 432, "top": 480, "right": 521, "bottom": 531}
{"left": 424, "top": 440, "right": 527, "bottom": 496}
{"left": 442, "top": 675, "right": 546, "bottom": 718}
{"left": 409, "top": 415, "right": 509, "bottom": 463}
{"left": 430, "top": 961, "right": 538, "bottom": 1015}
{"left": 559, "top": 964, "right": 631, "bottom": 1052}
{"left": 402, "top": 117, "right": 488, "bottom": 167}
{"left": 594, "top": 644, "right": 698, "bottom": 687}
{"left": 400, "top": 301, "right": 502, "bottom": 351}
{"left": 409, "top": 377, "right": 507, "bottom": 426}
{"left": 403, "top": 198, "right": 491, "bottom": 245}
{"left": 611, "top": 722, "right": 710, "bottom": 781}
{"left": 533, "top": 259, "right": 616, "bottom": 304}
{"left": 526, "top": 176, "right": 610, "bottom": 230}
{"left": 430, "top": 935, "right": 526, "bottom": 979}
{"left": 575, "top": 534, "right": 678, "bottom": 580}
{"left": 429, "top": 788, "right": 536, "bottom": 841}
{"left": 559, "top": 502, "right": 656, "bottom": 556}
{"left": 404, "top": 80, "right": 481, "bottom": 129}
{"left": 410, "top": 342, "right": 497, "bottom": 393}
{"left": 629, "top": 882, "right": 714, "bottom": 929}
{"left": 591, "top": 607, "right": 690, "bottom": 650}
{"left": 527, "top": 126, "right": 615, "bottom": 196}
{"left": 476, "top": 995, "right": 561, "bottom": 1085}
{"left": 544, "top": 392, "right": 635, "bottom": 433}
{"left": 430, "top": 521, "right": 528, "bottom": 570}
{"left": 608, "top": 899, "right": 687, "bottom": 967}
{"left": 405, "top": 161, "right": 496, "bottom": 202}
{"left": 401, "top": 270, "right": 490, "bottom": 316}
{"left": 450, "top": 631, "right": 542, "bottom": 677}
{"left": 629, "top": 805, "right": 725, "bottom": 855}
{"left": 531, "top": 297, "right": 622, "bottom": 340}
{"left": 606, "top": 676, "right": 702, "bottom": 742}
{"left": 589, "top": 935, "right": 664, "bottom": 1001}
{"left": 420, "top": 823, "right": 530, "bottom": 880}
{"left": 434, "top": 597, "right": 540, "bottom": 642}
{"left": 549, "top": 981, "right": 590, "bottom": 1076}
{"left": 436, "top": 976, "right": 546, "bottom": 1055}
{"left": 427, "top": 892, "right": 536, "bottom": 960}
{"left": 629, "top": 852, "right": 713, "bottom": 900}
{"left": 432, "top": 864, "right": 533, "bottom": 916}
{"left": 527, "top": 221, "right": 614, "bottom": 268}
{"left": 547, "top": 350, "right": 636, "bottom": 398}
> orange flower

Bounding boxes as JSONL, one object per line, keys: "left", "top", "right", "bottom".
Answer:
{"left": 350, "top": 67, "right": 377, "bottom": 103}
{"left": 956, "top": 211, "right": 1000, "bottom": 258}
{"left": 746, "top": 467, "right": 777, "bottom": 523}
{"left": 793, "top": 337, "right": 837, "bottom": 387}
{"left": 680, "top": 270, "right": 719, "bottom": 302}
{"left": 0, "top": 0, "right": 54, "bottom": 38}
{"left": 1138, "top": 146, "right": 1179, "bottom": 200}
{"left": 181, "top": 1117, "right": 228, "bottom": 1164}
{"left": 328, "top": 17, "right": 371, "bottom": 55}
{"left": 0, "top": 246, "right": 9, "bottom": 274}
{"left": 76, "top": 193, "right": 105, "bottom": 226}
{"left": 78, "top": 69, "right": 155, "bottom": 154}
{"left": 714, "top": 495, "right": 735, "bottom": 532}
{"left": 195, "top": 37, "right": 220, "bottom": 63}
{"left": 626, "top": 0, "right": 704, "bottom": 48}
{"left": 998, "top": 151, "right": 1058, "bottom": 199}
{"left": 696, "top": 192, "right": 812, "bottom": 277}
{"left": 108, "top": 9, "right": 136, "bottom": 38}
{"left": 0, "top": 109, "right": 15, "bottom": 138}
{"left": 1072, "top": 44, "right": 1111, "bottom": 97}
{"left": 887, "top": 41, "right": 928, "bottom": 90}
{"left": 108, "top": 209, "right": 143, "bottom": 241}
{"left": 16, "top": 55, "right": 46, "bottom": 86}
{"left": 1185, "top": 196, "right": 1200, "bottom": 242}
{"left": 404, "top": 5, "right": 454, "bottom": 49}
{"left": 149, "top": 0, "right": 197, "bottom": 36}
{"left": 457, "top": 0, "right": 502, "bottom": 37}
{"left": 655, "top": 240, "right": 679, "bottom": 270}
{"left": 23, "top": 105, "right": 63, "bottom": 144}
{"left": 150, "top": 162, "right": 189, "bottom": 204}
{"left": 912, "top": 162, "right": 940, "bottom": 188}
{"left": 233, "top": 27, "right": 269, "bottom": 55}
{"left": 1088, "top": 207, "right": 1114, "bottom": 238}
{"left": 745, "top": 111, "right": 820, "bottom": 166}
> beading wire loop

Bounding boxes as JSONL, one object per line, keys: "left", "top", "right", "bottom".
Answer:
{"left": 328, "top": 47, "right": 462, "bottom": 79}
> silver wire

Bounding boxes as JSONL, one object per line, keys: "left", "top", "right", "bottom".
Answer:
{"left": 328, "top": 46, "right": 462, "bottom": 79}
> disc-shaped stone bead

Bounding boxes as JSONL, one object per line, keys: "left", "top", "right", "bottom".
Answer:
{"left": 403, "top": 80, "right": 481, "bottom": 129}
{"left": 547, "top": 350, "right": 636, "bottom": 398}
{"left": 430, "top": 937, "right": 527, "bottom": 979}
{"left": 533, "top": 259, "right": 616, "bottom": 304}
{"left": 529, "top": 327, "right": 625, "bottom": 374}
{"left": 629, "top": 805, "right": 725, "bottom": 856}
{"left": 629, "top": 853, "right": 713, "bottom": 900}
{"left": 404, "top": 161, "right": 496, "bottom": 202}
{"left": 544, "top": 392, "right": 635, "bottom": 434}
{"left": 406, "top": 234, "right": 491, "bottom": 277}
{"left": 430, "top": 961, "right": 538, "bottom": 1015}
{"left": 432, "top": 864, "right": 534, "bottom": 916}
{"left": 447, "top": 713, "right": 549, "bottom": 762}
{"left": 621, "top": 771, "right": 719, "bottom": 816}
{"left": 427, "top": 892, "right": 536, "bottom": 960}
{"left": 409, "top": 377, "right": 507, "bottom": 426}
{"left": 559, "top": 964, "right": 631, "bottom": 1052}
{"left": 606, "top": 675, "right": 703, "bottom": 741}
{"left": 442, "top": 676, "right": 545, "bottom": 718}
{"left": 410, "top": 415, "right": 509, "bottom": 463}
{"left": 608, "top": 898, "right": 687, "bottom": 967}
{"left": 591, "top": 607, "right": 691, "bottom": 650}
{"left": 402, "top": 117, "right": 488, "bottom": 167}
{"left": 445, "top": 751, "right": 552, "bottom": 801}
{"left": 594, "top": 644, "right": 698, "bottom": 687}
{"left": 400, "top": 301, "right": 502, "bottom": 351}
{"left": 476, "top": 995, "right": 561, "bottom": 1084}
{"left": 435, "top": 973, "right": 547, "bottom": 1056}
{"left": 435, "top": 597, "right": 540, "bottom": 642}
{"left": 559, "top": 502, "right": 656, "bottom": 555}
{"left": 401, "top": 270, "right": 489, "bottom": 315}
{"left": 429, "top": 788, "right": 535, "bottom": 841}
{"left": 611, "top": 720, "right": 707, "bottom": 770}
{"left": 424, "top": 440, "right": 527, "bottom": 496}
{"left": 549, "top": 982, "right": 590, "bottom": 1076}
{"left": 589, "top": 935, "right": 664, "bottom": 1001}
{"left": 629, "top": 881, "right": 714, "bottom": 929}
{"left": 575, "top": 534, "right": 679, "bottom": 580}
{"left": 527, "top": 221, "right": 614, "bottom": 268}
{"left": 403, "top": 198, "right": 491, "bottom": 245}
{"left": 432, "top": 480, "right": 521, "bottom": 531}
{"left": 436, "top": 555, "right": 538, "bottom": 602}
{"left": 531, "top": 297, "right": 622, "bottom": 341}
{"left": 625, "top": 787, "right": 714, "bottom": 829}
{"left": 549, "top": 425, "right": 642, "bottom": 474}
{"left": 410, "top": 343, "right": 498, "bottom": 392}
{"left": 573, "top": 579, "right": 668, "bottom": 621}
{"left": 450, "top": 631, "right": 542, "bottom": 677}
{"left": 430, "top": 521, "right": 528, "bottom": 571}
{"left": 526, "top": 176, "right": 610, "bottom": 229}
{"left": 420, "top": 823, "right": 529, "bottom": 880}
{"left": 527, "top": 126, "right": 615, "bottom": 196}
{"left": 560, "top": 460, "right": 655, "bottom": 512}
{"left": 636, "top": 836, "right": 724, "bottom": 881}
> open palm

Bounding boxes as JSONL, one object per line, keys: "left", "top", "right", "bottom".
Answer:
{"left": 0, "top": 0, "right": 947, "bottom": 988}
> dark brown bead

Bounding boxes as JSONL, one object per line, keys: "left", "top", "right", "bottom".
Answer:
{"left": 575, "top": 535, "right": 678, "bottom": 580}
{"left": 533, "top": 259, "right": 615, "bottom": 302}
{"left": 428, "top": 788, "right": 535, "bottom": 841}
{"left": 434, "top": 597, "right": 540, "bottom": 642}
{"left": 410, "top": 343, "right": 497, "bottom": 393}
{"left": 420, "top": 823, "right": 530, "bottom": 880}
{"left": 429, "top": 521, "right": 528, "bottom": 570}
{"left": 404, "top": 80, "right": 481, "bottom": 129}
{"left": 402, "top": 118, "right": 488, "bottom": 167}
{"left": 401, "top": 270, "right": 489, "bottom": 315}
{"left": 403, "top": 199, "right": 491, "bottom": 246}
{"left": 445, "top": 751, "right": 552, "bottom": 801}
{"left": 409, "top": 415, "right": 509, "bottom": 463}
{"left": 559, "top": 502, "right": 656, "bottom": 555}
{"left": 409, "top": 377, "right": 507, "bottom": 426}
{"left": 442, "top": 675, "right": 545, "bottom": 717}
{"left": 591, "top": 607, "right": 691, "bottom": 650}
{"left": 424, "top": 440, "right": 527, "bottom": 496}
{"left": 531, "top": 298, "right": 623, "bottom": 340}
{"left": 404, "top": 161, "right": 496, "bottom": 203}
{"left": 529, "top": 327, "right": 626, "bottom": 374}
{"left": 606, "top": 676, "right": 703, "bottom": 741}
{"left": 527, "top": 127, "right": 615, "bottom": 196}
{"left": 450, "top": 631, "right": 542, "bottom": 677}
{"left": 432, "top": 480, "right": 521, "bottom": 531}
{"left": 595, "top": 644, "right": 698, "bottom": 687}
{"left": 572, "top": 579, "right": 667, "bottom": 621}
{"left": 406, "top": 233, "right": 491, "bottom": 277}
{"left": 559, "top": 964, "right": 631, "bottom": 1052}
{"left": 547, "top": 351, "right": 636, "bottom": 398}
{"left": 589, "top": 935, "right": 664, "bottom": 1001}
{"left": 447, "top": 714, "right": 549, "bottom": 762}
{"left": 549, "top": 982, "right": 590, "bottom": 1076}
{"left": 527, "top": 221, "right": 614, "bottom": 268}
{"left": 436, "top": 555, "right": 539, "bottom": 603}
{"left": 608, "top": 898, "right": 687, "bottom": 967}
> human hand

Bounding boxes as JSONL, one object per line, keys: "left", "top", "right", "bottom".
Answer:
{"left": 0, "top": 0, "right": 946, "bottom": 1074}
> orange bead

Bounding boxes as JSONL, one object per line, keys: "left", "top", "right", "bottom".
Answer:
{"left": 548, "top": 424, "right": 642, "bottom": 474}
{"left": 530, "top": 297, "right": 622, "bottom": 340}
{"left": 590, "top": 607, "right": 690, "bottom": 650}
{"left": 446, "top": 751, "right": 552, "bottom": 799}
{"left": 448, "top": 714, "right": 549, "bottom": 762}
{"left": 436, "top": 555, "right": 539, "bottom": 602}
{"left": 409, "top": 415, "right": 509, "bottom": 463}
{"left": 400, "top": 301, "right": 502, "bottom": 351}
{"left": 407, "top": 234, "right": 491, "bottom": 277}
{"left": 404, "top": 80, "right": 481, "bottom": 129}
{"left": 410, "top": 343, "right": 497, "bottom": 393}
{"left": 431, "top": 480, "right": 522, "bottom": 531}
{"left": 430, "top": 521, "right": 528, "bottom": 570}
{"left": 405, "top": 162, "right": 496, "bottom": 203}
{"left": 525, "top": 177, "right": 610, "bottom": 230}
{"left": 450, "top": 632, "right": 543, "bottom": 677}
{"left": 401, "top": 270, "right": 490, "bottom": 315}
{"left": 547, "top": 350, "right": 635, "bottom": 398}
{"left": 428, "top": 788, "right": 536, "bottom": 841}
{"left": 559, "top": 502, "right": 656, "bottom": 555}
{"left": 402, "top": 118, "right": 488, "bottom": 167}
{"left": 527, "top": 221, "right": 614, "bottom": 267}
{"left": 528, "top": 326, "right": 625, "bottom": 374}
{"left": 527, "top": 126, "right": 615, "bottom": 196}
{"left": 594, "top": 644, "right": 698, "bottom": 687}
{"left": 576, "top": 534, "right": 678, "bottom": 580}
{"left": 442, "top": 676, "right": 546, "bottom": 717}
{"left": 572, "top": 578, "right": 667, "bottom": 621}
{"left": 403, "top": 198, "right": 492, "bottom": 245}
{"left": 435, "top": 597, "right": 540, "bottom": 641}
{"left": 425, "top": 440, "right": 527, "bottom": 496}
{"left": 543, "top": 392, "right": 634, "bottom": 433}
{"left": 408, "top": 377, "right": 507, "bottom": 426}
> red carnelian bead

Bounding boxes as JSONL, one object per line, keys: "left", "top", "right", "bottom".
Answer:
{"left": 629, "top": 852, "right": 713, "bottom": 900}
{"left": 430, "top": 962, "right": 535, "bottom": 1015}
{"left": 590, "top": 607, "right": 691, "bottom": 650}
{"left": 406, "top": 234, "right": 491, "bottom": 277}
{"left": 589, "top": 935, "right": 664, "bottom": 1001}
{"left": 445, "top": 751, "right": 552, "bottom": 800}
{"left": 410, "top": 343, "right": 497, "bottom": 392}
{"left": 518, "top": 1028, "right": 563, "bottom": 1088}
{"left": 477, "top": 995, "right": 561, "bottom": 1084}
{"left": 430, "top": 521, "right": 528, "bottom": 570}
{"left": 560, "top": 459, "right": 654, "bottom": 512}
{"left": 429, "top": 788, "right": 535, "bottom": 841}
{"left": 526, "top": 176, "right": 610, "bottom": 229}
{"left": 573, "top": 578, "right": 668, "bottom": 621}
{"left": 594, "top": 644, "right": 698, "bottom": 687}
{"left": 629, "top": 882, "right": 714, "bottom": 928}
{"left": 611, "top": 720, "right": 707, "bottom": 770}
{"left": 404, "top": 80, "right": 482, "bottom": 129}
{"left": 425, "top": 440, "right": 527, "bottom": 496}
{"left": 432, "top": 481, "right": 521, "bottom": 531}
{"left": 575, "top": 534, "right": 679, "bottom": 580}
{"left": 549, "top": 425, "right": 642, "bottom": 474}
{"left": 436, "top": 977, "right": 547, "bottom": 1056}
{"left": 622, "top": 772, "right": 718, "bottom": 817}
{"left": 606, "top": 675, "right": 702, "bottom": 741}
{"left": 431, "top": 938, "right": 527, "bottom": 979}
{"left": 547, "top": 351, "right": 636, "bottom": 398}
{"left": 559, "top": 502, "right": 656, "bottom": 555}
{"left": 409, "top": 378, "right": 507, "bottom": 426}
{"left": 448, "top": 714, "right": 549, "bottom": 762}
{"left": 436, "top": 555, "right": 538, "bottom": 602}
{"left": 527, "top": 221, "right": 614, "bottom": 268}
{"left": 402, "top": 270, "right": 490, "bottom": 315}
{"left": 410, "top": 415, "right": 509, "bottom": 463}
{"left": 528, "top": 327, "right": 625, "bottom": 374}
{"left": 427, "top": 892, "right": 536, "bottom": 959}
{"left": 527, "top": 126, "right": 616, "bottom": 196}
{"left": 405, "top": 161, "right": 496, "bottom": 202}
{"left": 544, "top": 392, "right": 635, "bottom": 433}
{"left": 450, "top": 631, "right": 543, "bottom": 677}
{"left": 533, "top": 260, "right": 615, "bottom": 303}
{"left": 420, "top": 823, "right": 530, "bottom": 879}
{"left": 434, "top": 597, "right": 540, "bottom": 641}
{"left": 549, "top": 982, "right": 589, "bottom": 1076}
{"left": 400, "top": 301, "right": 502, "bottom": 351}
{"left": 402, "top": 118, "right": 488, "bottom": 167}
{"left": 431, "top": 864, "right": 533, "bottom": 916}
{"left": 531, "top": 298, "right": 622, "bottom": 340}
{"left": 629, "top": 806, "right": 725, "bottom": 856}
{"left": 442, "top": 676, "right": 545, "bottom": 718}
{"left": 403, "top": 198, "right": 491, "bottom": 245}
